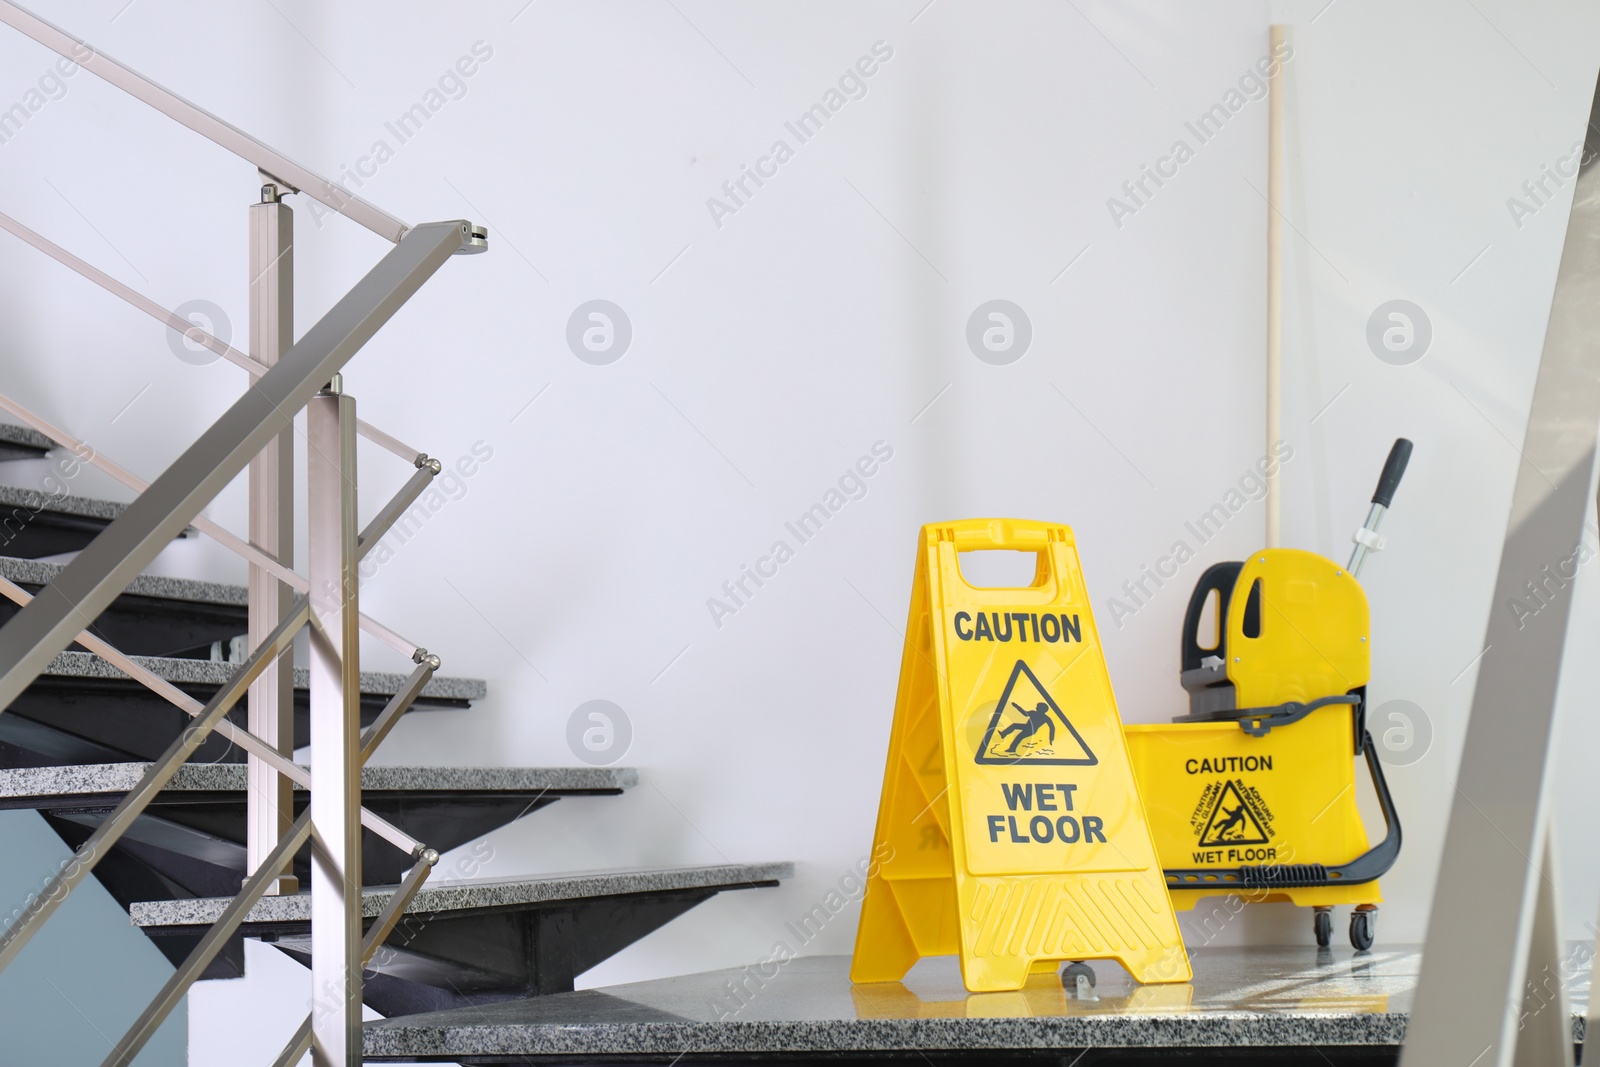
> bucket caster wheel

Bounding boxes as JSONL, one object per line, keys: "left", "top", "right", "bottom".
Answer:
{"left": 1061, "top": 961, "right": 1096, "bottom": 998}
{"left": 1350, "top": 906, "right": 1377, "bottom": 952}
{"left": 1313, "top": 907, "right": 1333, "bottom": 948}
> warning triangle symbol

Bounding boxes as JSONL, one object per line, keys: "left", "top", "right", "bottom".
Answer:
{"left": 1198, "top": 781, "right": 1269, "bottom": 847}
{"left": 974, "top": 660, "right": 1097, "bottom": 766}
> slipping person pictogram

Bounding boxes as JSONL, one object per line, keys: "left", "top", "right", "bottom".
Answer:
{"left": 1210, "top": 803, "right": 1250, "bottom": 842}
{"left": 998, "top": 702, "right": 1056, "bottom": 754}
{"left": 975, "top": 660, "right": 1096, "bottom": 766}
{"left": 1196, "top": 780, "right": 1270, "bottom": 847}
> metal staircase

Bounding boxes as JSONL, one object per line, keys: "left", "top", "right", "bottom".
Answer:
{"left": 0, "top": 4, "right": 789, "bottom": 1062}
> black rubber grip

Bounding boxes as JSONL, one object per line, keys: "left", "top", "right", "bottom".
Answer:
{"left": 1240, "top": 863, "right": 1330, "bottom": 888}
{"left": 1371, "top": 438, "right": 1412, "bottom": 507}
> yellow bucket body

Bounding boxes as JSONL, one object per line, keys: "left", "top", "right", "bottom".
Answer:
{"left": 1125, "top": 548, "right": 1381, "bottom": 909}
{"left": 1125, "top": 708, "right": 1379, "bottom": 909}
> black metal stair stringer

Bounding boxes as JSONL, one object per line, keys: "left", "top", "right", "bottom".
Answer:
{"left": 259, "top": 885, "right": 760, "bottom": 1016}
{"left": 127, "top": 866, "right": 791, "bottom": 1016}
{"left": 0, "top": 673, "right": 475, "bottom": 767}
{"left": 25, "top": 789, "right": 570, "bottom": 887}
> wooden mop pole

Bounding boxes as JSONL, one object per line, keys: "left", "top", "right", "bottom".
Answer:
{"left": 1265, "top": 24, "right": 1286, "bottom": 548}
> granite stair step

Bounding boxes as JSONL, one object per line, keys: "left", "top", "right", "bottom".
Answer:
{"left": 4, "top": 761, "right": 634, "bottom": 901}
{"left": 361, "top": 947, "right": 1437, "bottom": 1065}
{"left": 0, "top": 651, "right": 485, "bottom": 768}
{"left": 133, "top": 862, "right": 794, "bottom": 1016}
{"left": 0, "top": 555, "right": 249, "bottom": 659}
{"left": 0, "top": 423, "right": 55, "bottom": 461}
{"left": 0, "top": 484, "right": 196, "bottom": 558}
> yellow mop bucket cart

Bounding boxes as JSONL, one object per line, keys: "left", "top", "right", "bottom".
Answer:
{"left": 1124, "top": 440, "right": 1410, "bottom": 951}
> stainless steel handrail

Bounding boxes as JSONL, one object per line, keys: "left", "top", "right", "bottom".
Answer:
{"left": 0, "top": 0, "right": 409, "bottom": 243}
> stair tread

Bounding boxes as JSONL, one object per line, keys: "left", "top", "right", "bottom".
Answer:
{"left": 359, "top": 949, "right": 1420, "bottom": 1059}
{"left": 37, "top": 649, "right": 486, "bottom": 701}
{"left": 0, "top": 555, "right": 247, "bottom": 606}
{"left": 0, "top": 762, "right": 637, "bottom": 799}
{"left": 0, "top": 424, "right": 56, "bottom": 452}
{"left": 0, "top": 483, "right": 191, "bottom": 530}
{"left": 131, "top": 862, "right": 794, "bottom": 927}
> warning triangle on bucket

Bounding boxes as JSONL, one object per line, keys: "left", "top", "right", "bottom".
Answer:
{"left": 975, "top": 659, "right": 1097, "bottom": 766}
{"left": 1197, "top": 780, "right": 1270, "bottom": 847}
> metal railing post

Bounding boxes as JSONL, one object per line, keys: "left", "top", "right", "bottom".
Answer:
{"left": 307, "top": 378, "right": 362, "bottom": 1064}
{"left": 247, "top": 179, "right": 297, "bottom": 894}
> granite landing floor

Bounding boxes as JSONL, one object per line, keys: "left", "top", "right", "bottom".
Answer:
{"left": 361, "top": 947, "right": 1588, "bottom": 1065}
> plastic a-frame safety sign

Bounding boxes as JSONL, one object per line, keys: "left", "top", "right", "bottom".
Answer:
{"left": 850, "top": 519, "right": 1190, "bottom": 991}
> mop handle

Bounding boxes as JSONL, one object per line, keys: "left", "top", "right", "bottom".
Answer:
{"left": 1348, "top": 438, "right": 1413, "bottom": 577}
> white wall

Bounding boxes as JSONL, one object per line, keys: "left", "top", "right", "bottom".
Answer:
{"left": 1, "top": 0, "right": 1599, "bottom": 1062}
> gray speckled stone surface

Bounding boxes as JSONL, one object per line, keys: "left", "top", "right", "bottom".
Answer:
{"left": 0, "top": 555, "right": 248, "bottom": 605}
{"left": 0, "top": 762, "right": 638, "bottom": 798}
{"left": 133, "top": 862, "right": 793, "bottom": 927}
{"left": 0, "top": 484, "right": 193, "bottom": 533}
{"left": 37, "top": 649, "right": 485, "bottom": 700}
{"left": 361, "top": 948, "right": 1585, "bottom": 1058}
{"left": 0, "top": 424, "right": 55, "bottom": 451}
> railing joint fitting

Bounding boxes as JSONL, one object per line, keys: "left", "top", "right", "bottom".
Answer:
{"left": 258, "top": 169, "right": 300, "bottom": 196}
{"left": 455, "top": 222, "right": 488, "bottom": 255}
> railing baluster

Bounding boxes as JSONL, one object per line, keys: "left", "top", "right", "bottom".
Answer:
{"left": 270, "top": 849, "right": 440, "bottom": 1067}
{"left": 0, "top": 598, "right": 309, "bottom": 973}
{"left": 247, "top": 181, "right": 298, "bottom": 897}
{"left": 102, "top": 811, "right": 315, "bottom": 1067}
{"left": 360, "top": 660, "right": 438, "bottom": 764}
{"left": 307, "top": 380, "right": 363, "bottom": 1064}
{"left": 357, "top": 459, "right": 440, "bottom": 561}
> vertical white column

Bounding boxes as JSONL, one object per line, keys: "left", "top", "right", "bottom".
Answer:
{"left": 246, "top": 181, "right": 297, "bottom": 892}
{"left": 1401, "top": 77, "right": 1600, "bottom": 1067}
{"left": 307, "top": 380, "right": 362, "bottom": 1065}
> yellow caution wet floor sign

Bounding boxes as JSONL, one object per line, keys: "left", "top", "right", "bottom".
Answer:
{"left": 851, "top": 520, "right": 1190, "bottom": 991}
